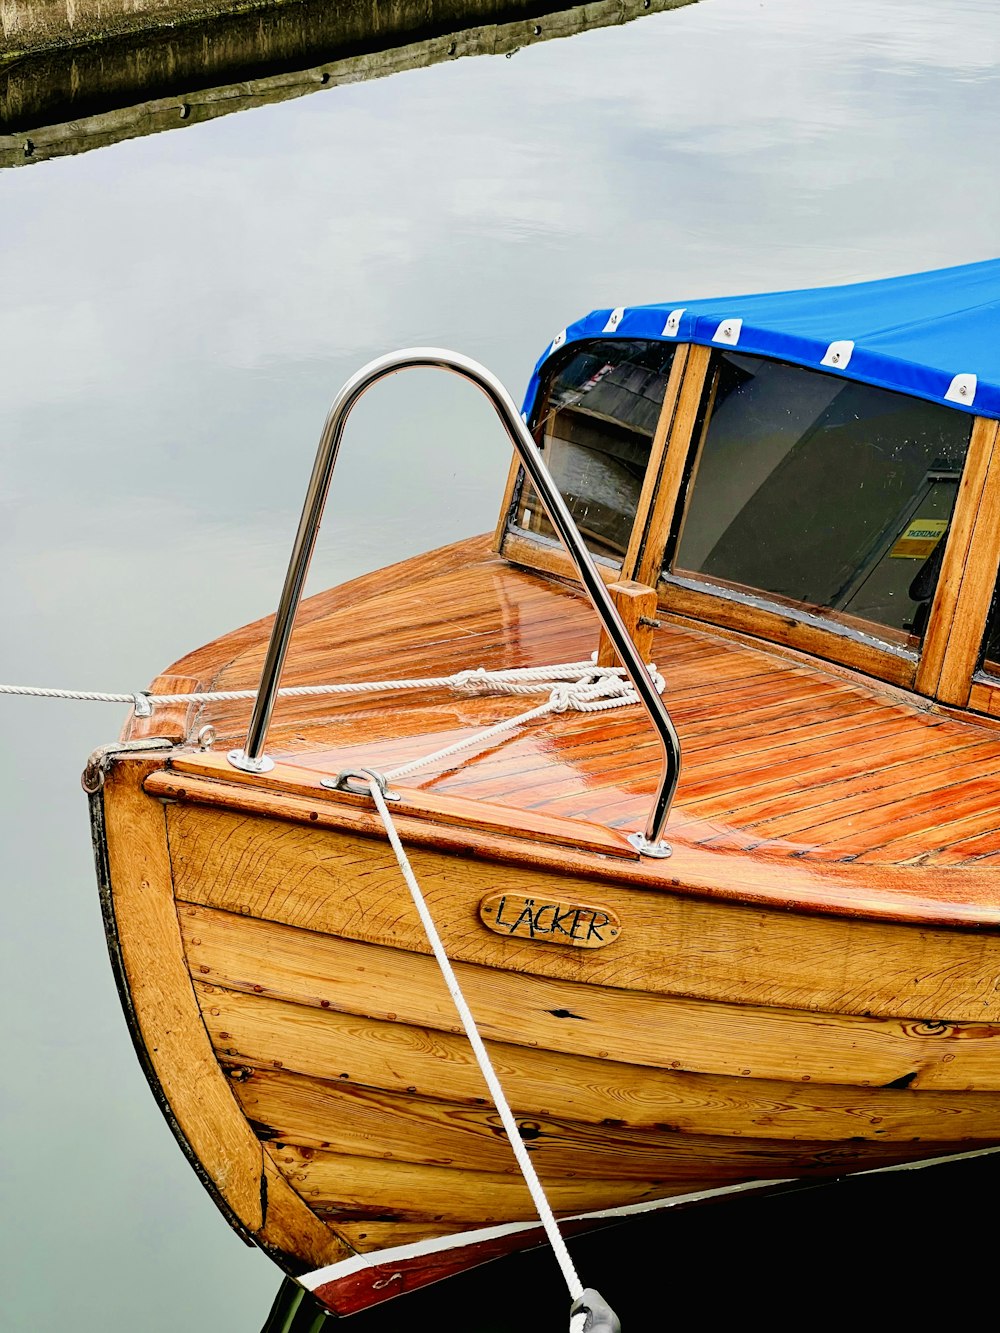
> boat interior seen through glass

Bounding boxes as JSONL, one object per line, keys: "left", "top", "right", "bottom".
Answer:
{"left": 666, "top": 351, "right": 974, "bottom": 644}
{"left": 978, "top": 580, "right": 1000, "bottom": 679}
{"left": 513, "top": 338, "right": 675, "bottom": 563}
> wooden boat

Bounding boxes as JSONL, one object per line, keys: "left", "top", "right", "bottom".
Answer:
{"left": 88, "top": 259, "right": 1000, "bottom": 1317}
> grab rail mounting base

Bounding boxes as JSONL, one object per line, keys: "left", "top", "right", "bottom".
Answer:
{"left": 228, "top": 749, "right": 275, "bottom": 774}
{"left": 627, "top": 833, "right": 673, "bottom": 859}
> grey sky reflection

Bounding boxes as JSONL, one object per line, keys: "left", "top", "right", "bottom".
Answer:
{"left": 1, "top": 0, "right": 999, "bottom": 1328}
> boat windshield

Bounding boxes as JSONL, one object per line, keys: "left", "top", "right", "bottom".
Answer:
{"left": 666, "top": 351, "right": 974, "bottom": 643}
{"left": 513, "top": 339, "right": 675, "bottom": 563}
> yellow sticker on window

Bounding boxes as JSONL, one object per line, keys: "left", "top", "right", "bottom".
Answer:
{"left": 890, "top": 518, "right": 948, "bottom": 559}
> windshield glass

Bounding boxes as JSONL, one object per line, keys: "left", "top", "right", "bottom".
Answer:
{"left": 667, "top": 351, "right": 973, "bottom": 642}
{"left": 512, "top": 338, "right": 675, "bottom": 562}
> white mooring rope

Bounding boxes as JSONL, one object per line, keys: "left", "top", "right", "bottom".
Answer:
{"left": 1, "top": 661, "right": 663, "bottom": 783}
{"left": 0, "top": 660, "right": 654, "bottom": 708}
{"left": 365, "top": 777, "right": 585, "bottom": 1306}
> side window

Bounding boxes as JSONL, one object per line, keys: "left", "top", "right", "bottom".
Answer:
{"left": 512, "top": 339, "right": 675, "bottom": 563}
{"left": 666, "top": 352, "right": 973, "bottom": 642}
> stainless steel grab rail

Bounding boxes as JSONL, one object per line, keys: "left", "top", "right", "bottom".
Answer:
{"left": 227, "top": 348, "right": 681, "bottom": 856}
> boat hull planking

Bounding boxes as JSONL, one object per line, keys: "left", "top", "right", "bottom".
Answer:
{"left": 93, "top": 749, "right": 1000, "bottom": 1312}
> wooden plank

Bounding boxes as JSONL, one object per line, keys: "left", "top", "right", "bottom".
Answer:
{"left": 165, "top": 802, "right": 1000, "bottom": 1019}
{"left": 102, "top": 759, "right": 264, "bottom": 1228}
{"left": 799, "top": 774, "right": 1000, "bottom": 857}
{"left": 127, "top": 673, "right": 203, "bottom": 744}
{"left": 623, "top": 345, "right": 690, "bottom": 578}
{"left": 260, "top": 1153, "right": 348, "bottom": 1261}
{"left": 933, "top": 821, "right": 1000, "bottom": 864}
{"left": 333, "top": 1220, "right": 464, "bottom": 1252}
{"left": 299, "top": 1151, "right": 936, "bottom": 1230}
{"left": 595, "top": 580, "right": 658, "bottom": 668}
{"left": 917, "top": 417, "right": 1000, "bottom": 705}
{"left": 500, "top": 531, "right": 621, "bottom": 586}
{"left": 164, "top": 789, "right": 1000, "bottom": 1018}
{"left": 100, "top": 756, "right": 349, "bottom": 1267}
{"left": 231, "top": 1064, "right": 967, "bottom": 1184}
{"left": 233, "top": 1065, "right": 812, "bottom": 1178}
{"left": 969, "top": 680, "right": 1000, "bottom": 717}
{"left": 156, "top": 754, "right": 638, "bottom": 861}
{"left": 180, "top": 902, "right": 1000, "bottom": 1090}
{"left": 270, "top": 1125, "right": 965, "bottom": 1221}
{"left": 156, "top": 622, "right": 961, "bottom": 797}
{"left": 158, "top": 775, "right": 1000, "bottom": 954}
{"left": 857, "top": 795, "right": 1000, "bottom": 864}
{"left": 201, "top": 986, "right": 1000, "bottom": 1141}
{"left": 658, "top": 578, "right": 918, "bottom": 688}
{"left": 740, "top": 739, "right": 1000, "bottom": 838}
{"left": 274, "top": 1135, "right": 959, "bottom": 1229}
{"left": 634, "top": 344, "right": 712, "bottom": 588}
{"left": 675, "top": 710, "right": 942, "bottom": 791}
{"left": 492, "top": 451, "right": 522, "bottom": 552}
{"left": 279, "top": 1146, "right": 718, "bottom": 1226}
{"left": 683, "top": 732, "right": 995, "bottom": 823}
{"left": 427, "top": 696, "right": 861, "bottom": 807}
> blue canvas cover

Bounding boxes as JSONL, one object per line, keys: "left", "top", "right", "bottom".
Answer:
{"left": 523, "top": 259, "right": 1000, "bottom": 421}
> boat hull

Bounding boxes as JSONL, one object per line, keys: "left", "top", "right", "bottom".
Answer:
{"left": 93, "top": 751, "right": 1000, "bottom": 1311}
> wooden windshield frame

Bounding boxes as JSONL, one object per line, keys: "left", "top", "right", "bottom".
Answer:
{"left": 496, "top": 341, "right": 1000, "bottom": 713}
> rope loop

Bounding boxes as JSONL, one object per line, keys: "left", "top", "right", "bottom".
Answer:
{"left": 547, "top": 682, "right": 577, "bottom": 713}
{"left": 323, "top": 767, "right": 400, "bottom": 801}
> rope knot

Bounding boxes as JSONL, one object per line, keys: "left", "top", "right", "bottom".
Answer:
{"left": 453, "top": 667, "right": 493, "bottom": 695}
{"left": 547, "top": 682, "right": 578, "bottom": 713}
{"left": 539, "top": 665, "right": 665, "bottom": 716}
{"left": 546, "top": 673, "right": 631, "bottom": 712}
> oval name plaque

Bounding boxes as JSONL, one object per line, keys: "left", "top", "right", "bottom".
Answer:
{"left": 479, "top": 892, "right": 621, "bottom": 950}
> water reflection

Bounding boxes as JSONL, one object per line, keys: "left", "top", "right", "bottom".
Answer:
{"left": 0, "top": 0, "right": 694, "bottom": 166}
{"left": 1, "top": 0, "right": 998, "bottom": 1328}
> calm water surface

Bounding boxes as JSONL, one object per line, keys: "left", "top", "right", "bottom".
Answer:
{"left": 2, "top": 1, "right": 999, "bottom": 1327}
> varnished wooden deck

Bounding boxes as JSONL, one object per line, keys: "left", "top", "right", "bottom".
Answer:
{"left": 162, "top": 535, "right": 1000, "bottom": 880}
